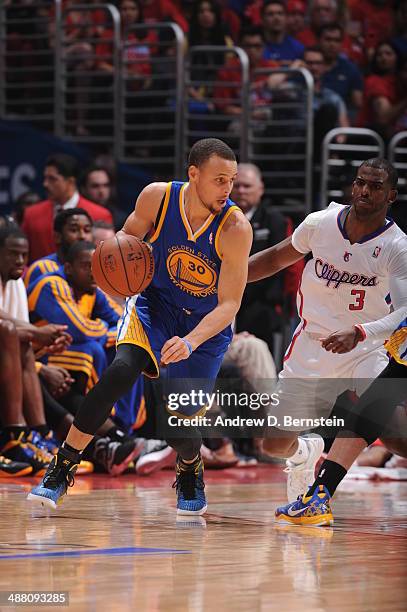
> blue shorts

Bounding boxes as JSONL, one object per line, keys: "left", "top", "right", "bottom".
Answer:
{"left": 117, "top": 294, "right": 232, "bottom": 416}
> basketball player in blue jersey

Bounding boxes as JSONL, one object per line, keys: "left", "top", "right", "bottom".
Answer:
{"left": 28, "top": 138, "right": 253, "bottom": 514}
{"left": 24, "top": 209, "right": 93, "bottom": 289}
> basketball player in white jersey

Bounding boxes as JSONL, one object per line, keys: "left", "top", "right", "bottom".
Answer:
{"left": 249, "top": 158, "right": 407, "bottom": 501}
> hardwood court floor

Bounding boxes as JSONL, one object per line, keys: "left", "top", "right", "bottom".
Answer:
{"left": 0, "top": 466, "right": 406, "bottom": 612}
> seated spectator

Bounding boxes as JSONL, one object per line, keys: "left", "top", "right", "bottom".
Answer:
{"left": 231, "top": 163, "right": 287, "bottom": 351}
{"left": 349, "top": 0, "right": 395, "bottom": 62}
{"left": 303, "top": 47, "right": 349, "bottom": 161}
{"left": 261, "top": 0, "right": 304, "bottom": 65}
{"left": 140, "top": 0, "right": 188, "bottom": 32}
{"left": 12, "top": 192, "right": 41, "bottom": 226}
{"left": 295, "top": 0, "right": 364, "bottom": 66}
{"left": 392, "top": 0, "right": 407, "bottom": 59}
{"left": 80, "top": 165, "right": 127, "bottom": 231}
{"left": 295, "top": 0, "right": 339, "bottom": 47}
{"left": 24, "top": 208, "right": 93, "bottom": 289}
{"left": 96, "top": 0, "right": 156, "bottom": 88}
{"left": 0, "top": 223, "right": 72, "bottom": 476}
{"left": 22, "top": 154, "right": 112, "bottom": 262}
{"left": 318, "top": 23, "right": 364, "bottom": 116}
{"left": 358, "top": 42, "right": 407, "bottom": 140}
{"left": 214, "top": 27, "right": 280, "bottom": 128}
{"left": 188, "top": 0, "right": 233, "bottom": 106}
{"left": 286, "top": 1, "right": 306, "bottom": 40}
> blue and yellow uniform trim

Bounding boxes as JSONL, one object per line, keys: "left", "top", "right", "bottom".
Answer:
{"left": 24, "top": 253, "right": 61, "bottom": 288}
{"left": 385, "top": 318, "right": 407, "bottom": 366}
{"left": 28, "top": 268, "right": 121, "bottom": 386}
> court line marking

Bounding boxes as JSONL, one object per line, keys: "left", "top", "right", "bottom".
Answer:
{"left": 0, "top": 546, "right": 191, "bottom": 560}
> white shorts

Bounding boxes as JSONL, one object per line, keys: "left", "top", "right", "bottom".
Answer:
{"left": 271, "top": 326, "right": 389, "bottom": 431}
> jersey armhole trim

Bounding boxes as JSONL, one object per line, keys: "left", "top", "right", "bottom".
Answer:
{"left": 149, "top": 182, "right": 172, "bottom": 243}
{"left": 214, "top": 205, "right": 242, "bottom": 260}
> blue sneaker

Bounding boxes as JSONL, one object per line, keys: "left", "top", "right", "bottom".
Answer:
{"left": 275, "top": 485, "right": 333, "bottom": 527}
{"left": 173, "top": 455, "right": 207, "bottom": 515}
{"left": 27, "top": 455, "right": 78, "bottom": 509}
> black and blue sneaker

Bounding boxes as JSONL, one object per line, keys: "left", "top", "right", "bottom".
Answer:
{"left": 27, "top": 453, "right": 78, "bottom": 509}
{"left": 173, "top": 455, "right": 207, "bottom": 516}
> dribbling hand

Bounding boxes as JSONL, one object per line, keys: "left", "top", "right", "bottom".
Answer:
{"left": 160, "top": 336, "right": 193, "bottom": 365}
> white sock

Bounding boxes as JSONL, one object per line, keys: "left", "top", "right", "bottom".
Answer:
{"left": 288, "top": 437, "right": 309, "bottom": 465}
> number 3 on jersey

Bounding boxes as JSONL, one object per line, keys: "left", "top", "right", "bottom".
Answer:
{"left": 349, "top": 289, "right": 365, "bottom": 311}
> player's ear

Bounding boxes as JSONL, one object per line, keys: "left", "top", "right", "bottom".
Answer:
{"left": 54, "top": 231, "right": 62, "bottom": 247}
{"left": 188, "top": 165, "right": 198, "bottom": 182}
{"left": 388, "top": 188, "right": 398, "bottom": 205}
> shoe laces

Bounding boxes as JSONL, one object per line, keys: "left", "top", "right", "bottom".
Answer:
{"left": 43, "top": 459, "right": 76, "bottom": 490}
{"left": 172, "top": 459, "right": 205, "bottom": 500}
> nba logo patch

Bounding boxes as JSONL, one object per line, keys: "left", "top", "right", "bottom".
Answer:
{"left": 372, "top": 246, "right": 381, "bottom": 258}
{"left": 343, "top": 251, "right": 352, "bottom": 262}
{"left": 209, "top": 232, "right": 213, "bottom": 245}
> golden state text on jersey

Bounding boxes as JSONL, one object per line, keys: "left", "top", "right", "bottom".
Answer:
{"left": 144, "top": 181, "right": 240, "bottom": 316}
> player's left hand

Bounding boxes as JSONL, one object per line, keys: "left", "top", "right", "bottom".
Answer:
{"left": 160, "top": 336, "right": 192, "bottom": 365}
{"left": 320, "top": 326, "right": 364, "bottom": 354}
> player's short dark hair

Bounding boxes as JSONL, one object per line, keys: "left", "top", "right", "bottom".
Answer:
{"left": 0, "top": 223, "right": 27, "bottom": 249}
{"left": 358, "top": 158, "right": 398, "bottom": 189}
{"left": 45, "top": 154, "right": 79, "bottom": 179}
{"left": 54, "top": 208, "right": 93, "bottom": 233}
{"left": 65, "top": 240, "right": 95, "bottom": 264}
{"left": 188, "top": 138, "right": 236, "bottom": 168}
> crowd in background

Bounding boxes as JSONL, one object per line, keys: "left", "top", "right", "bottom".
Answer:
{"left": 4, "top": 0, "right": 407, "bottom": 145}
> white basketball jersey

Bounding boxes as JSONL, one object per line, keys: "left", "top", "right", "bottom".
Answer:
{"left": 292, "top": 202, "right": 407, "bottom": 335}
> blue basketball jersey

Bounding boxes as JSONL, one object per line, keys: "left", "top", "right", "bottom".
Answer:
{"left": 143, "top": 181, "right": 241, "bottom": 317}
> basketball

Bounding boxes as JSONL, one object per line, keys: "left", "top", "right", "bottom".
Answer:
{"left": 92, "top": 234, "right": 154, "bottom": 298}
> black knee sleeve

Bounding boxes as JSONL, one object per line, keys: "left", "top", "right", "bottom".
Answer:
{"left": 344, "top": 359, "right": 407, "bottom": 446}
{"left": 166, "top": 424, "right": 203, "bottom": 461}
{"left": 73, "top": 344, "right": 151, "bottom": 435}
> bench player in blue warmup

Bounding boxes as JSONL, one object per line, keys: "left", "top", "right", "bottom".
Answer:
{"left": 28, "top": 138, "right": 252, "bottom": 514}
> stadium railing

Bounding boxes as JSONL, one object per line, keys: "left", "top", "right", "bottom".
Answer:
{"left": 56, "top": 3, "right": 121, "bottom": 156}
{"left": 183, "top": 45, "right": 250, "bottom": 168}
{"left": 119, "top": 22, "right": 184, "bottom": 179}
{"left": 247, "top": 66, "right": 314, "bottom": 216}
{"left": 388, "top": 131, "right": 407, "bottom": 205}
{"left": 0, "top": 0, "right": 61, "bottom": 131}
{"left": 319, "top": 127, "right": 385, "bottom": 209}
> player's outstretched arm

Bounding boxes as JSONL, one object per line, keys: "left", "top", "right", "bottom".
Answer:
{"left": 120, "top": 182, "right": 168, "bottom": 240}
{"left": 248, "top": 236, "right": 304, "bottom": 282}
{"left": 160, "top": 213, "right": 252, "bottom": 364}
